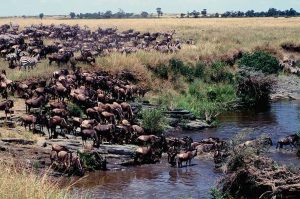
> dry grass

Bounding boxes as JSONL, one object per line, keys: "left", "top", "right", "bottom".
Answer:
{"left": 0, "top": 59, "right": 61, "bottom": 81}
{"left": 0, "top": 161, "right": 72, "bottom": 199}
{"left": 0, "top": 17, "right": 299, "bottom": 79}
{"left": 0, "top": 126, "right": 40, "bottom": 141}
{"left": 0, "top": 17, "right": 299, "bottom": 94}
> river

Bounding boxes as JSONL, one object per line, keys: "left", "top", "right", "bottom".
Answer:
{"left": 70, "top": 100, "right": 300, "bottom": 199}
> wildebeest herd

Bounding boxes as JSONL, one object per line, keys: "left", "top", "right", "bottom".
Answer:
{"left": 0, "top": 23, "right": 298, "bottom": 176}
{"left": 0, "top": 23, "right": 190, "bottom": 70}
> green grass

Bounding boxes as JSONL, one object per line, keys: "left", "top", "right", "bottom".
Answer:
{"left": 141, "top": 109, "right": 167, "bottom": 134}
{"left": 0, "top": 59, "right": 61, "bottom": 81}
{"left": 153, "top": 80, "right": 237, "bottom": 119}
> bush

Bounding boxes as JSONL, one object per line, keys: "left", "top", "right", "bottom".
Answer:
{"left": 194, "top": 62, "right": 205, "bottom": 78}
{"left": 236, "top": 68, "right": 275, "bottom": 107}
{"left": 153, "top": 64, "right": 169, "bottom": 79}
{"left": 210, "top": 188, "right": 226, "bottom": 199}
{"left": 141, "top": 109, "right": 166, "bottom": 134}
{"left": 79, "top": 151, "right": 106, "bottom": 171}
{"left": 169, "top": 58, "right": 194, "bottom": 81}
{"left": 205, "top": 62, "right": 234, "bottom": 84}
{"left": 238, "top": 51, "right": 281, "bottom": 74}
{"left": 67, "top": 102, "right": 84, "bottom": 117}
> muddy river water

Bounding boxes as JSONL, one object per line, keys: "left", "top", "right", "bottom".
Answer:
{"left": 70, "top": 100, "right": 300, "bottom": 199}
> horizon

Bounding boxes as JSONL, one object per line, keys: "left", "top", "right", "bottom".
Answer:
{"left": 0, "top": 0, "right": 300, "bottom": 17}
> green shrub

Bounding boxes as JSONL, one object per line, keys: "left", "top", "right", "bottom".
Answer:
{"left": 177, "top": 80, "right": 237, "bottom": 120}
{"left": 238, "top": 51, "right": 281, "bottom": 74}
{"left": 67, "top": 102, "right": 84, "bottom": 117}
{"left": 141, "top": 109, "right": 166, "bottom": 134}
{"left": 169, "top": 58, "right": 194, "bottom": 81}
{"left": 210, "top": 188, "right": 225, "bottom": 199}
{"left": 153, "top": 64, "right": 169, "bottom": 79}
{"left": 205, "top": 62, "right": 234, "bottom": 84}
{"left": 194, "top": 62, "right": 205, "bottom": 78}
{"left": 78, "top": 151, "right": 106, "bottom": 171}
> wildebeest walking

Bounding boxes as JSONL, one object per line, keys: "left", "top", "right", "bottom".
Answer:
{"left": 276, "top": 134, "right": 299, "bottom": 149}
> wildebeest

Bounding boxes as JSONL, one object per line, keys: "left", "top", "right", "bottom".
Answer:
{"left": 176, "top": 149, "right": 197, "bottom": 168}
{"left": 276, "top": 134, "right": 299, "bottom": 149}
{"left": 25, "top": 95, "right": 48, "bottom": 113}
{"left": 0, "top": 99, "right": 14, "bottom": 118}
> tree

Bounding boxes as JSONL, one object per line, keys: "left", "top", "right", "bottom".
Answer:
{"left": 141, "top": 11, "right": 149, "bottom": 18}
{"left": 70, "top": 12, "right": 76, "bottom": 19}
{"left": 201, "top": 9, "right": 207, "bottom": 16}
{"left": 187, "top": 12, "right": 190, "bottom": 18}
{"left": 287, "top": 8, "right": 297, "bottom": 16}
{"left": 237, "top": 11, "right": 245, "bottom": 17}
{"left": 39, "top": 13, "right": 44, "bottom": 20}
{"left": 267, "top": 8, "right": 278, "bottom": 17}
{"left": 180, "top": 13, "right": 186, "bottom": 18}
{"left": 245, "top": 10, "right": 255, "bottom": 17}
{"left": 191, "top": 10, "right": 200, "bottom": 18}
{"left": 156, "top": 8, "right": 163, "bottom": 18}
{"left": 115, "top": 9, "right": 125, "bottom": 18}
{"left": 103, "top": 10, "right": 112, "bottom": 18}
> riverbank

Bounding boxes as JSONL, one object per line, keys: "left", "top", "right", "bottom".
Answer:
{"left": 271, "top": 74, "right": 300, "bottom": 101}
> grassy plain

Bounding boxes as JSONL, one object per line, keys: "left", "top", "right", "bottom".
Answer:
{"left": 0, "top": 17, "right": 299, "bottom": 114}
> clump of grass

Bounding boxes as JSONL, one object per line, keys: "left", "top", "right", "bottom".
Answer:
{"left": 210, "top": 188, "right": 227, "bottom": 199}
{"left": 0, "top": 59, "right": 61, "bottom": 81}
{"left": 67, "top": 102, "right": 84, "bottom": 117}
{"left": 151, "top": 63, "right": 169, "bottom": 79}
{"left": 194, "top": 62, "right": 205, "bottom": 78}
{"left": 0, "top": 161, "right": 72, "bottom": 199}
{"left": 0, "top": 127, "right": 39, "bottom": 142}
{"left": 141, "top": 109, "right": 167, "bottom": 134}
{"left": 155, "top": 80, "right": 237, "bottom": 121}
{"left": 205, "top": 61, "right": 235, "bottom": 84}
{"left": 169, "top": 58, "right": 194, "bottom": 82}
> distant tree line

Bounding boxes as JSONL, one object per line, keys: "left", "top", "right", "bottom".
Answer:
{"left": 69, "top": 9, "right": 159, "bottom": 19}
{"left": 221, "top": 8, "right": 299, "bottom": 18}
{"left": 39, "top": 7, "right": 300, "bottom": 20}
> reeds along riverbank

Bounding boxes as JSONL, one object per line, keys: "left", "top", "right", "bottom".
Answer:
{"left": 0, "top": 161, "right": 76, "bottom": 199}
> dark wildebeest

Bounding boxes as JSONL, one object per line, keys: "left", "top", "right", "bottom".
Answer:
{"left": 0, "top": 99, "right": 14, "bottom": 119}
{"left": 81, "top": 129, "right": 99, "bottom": 147}
{"left": 25, "top": 95, "right": 48, "bottom": 113}
{"left": 48, "top": 116, "right": 72, "bottom": 139}
{"left": 276, "top": 134, "right": 299, "bottom": 149}
{"left": 21, "top": 114, "right": 36, "bottom": 130}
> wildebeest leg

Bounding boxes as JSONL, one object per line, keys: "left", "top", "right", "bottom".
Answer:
{"left": 290, "top": 142, "right": 296, "bottom": 148}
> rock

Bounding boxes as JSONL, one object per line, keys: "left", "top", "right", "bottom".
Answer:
{"left": 180, "top": 120, "right": 211, "bottom": 130}
{"left": 102, "top": 144, "right": 138, "bottom": 156}
{"left": 271, "top": 74, "right": 300, "bottom": 101}
{"left": 164, "top": 109, "right": 196, "bottom": 120}
{"left": 1, "top": 138, "right": 34, "bottom": 145}
{"left": 37, "top": 140, "right": 47, "bottom": 147}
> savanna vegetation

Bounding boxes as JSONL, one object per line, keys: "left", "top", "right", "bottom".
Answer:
{"left": 0, "top": 17, "right": 298, "bottom": 119}
{"left": 0, "top": 162, "right": 75, "bottom": 199}
{"left": 0, "top": 17, "right": 299, "bottom": 198}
